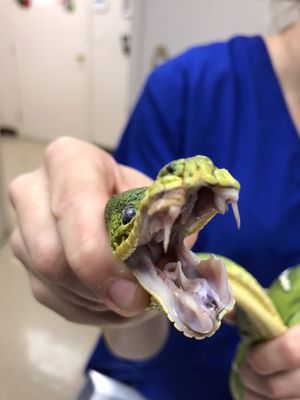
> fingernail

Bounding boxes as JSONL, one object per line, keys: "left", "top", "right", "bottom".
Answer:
{"left": 107, "top": 279, "right": 138, "bottom": 310}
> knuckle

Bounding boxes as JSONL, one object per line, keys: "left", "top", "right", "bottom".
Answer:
{"left": 45, "top": 136, "right": 75, "bottom": 161}
{"left": 281, "top": 335, "right": 300, "bottom": 366}
{"left": 51, "top": 186, "right": 100, "bottom": 223}
{"left": 50, "top": 186, "right": 80, "bottom": 221}
{"left": 30, "top": 277, "right": 49, "bottom": 306}
{"left": 32, "top": 240, "right": 64, "bottom": 282}
{"left": 265, "top": 376, "right": 286, "bottom": 399}
{"left": 68, "top": 237, "right": 100, "bottom": 277}
{"left": 61, "top": 311, "right": 78, "bottom": 323}
{"left": 10, "top": 231, "right": 22, "bottom": 260}
{"left": 8, "top": 174, "right": 30, "bottom": 204}
{"left": 8, "top": 180, "right": 18, "bottom": 203}
{"left": 53, "top": 301, "right": 84, "bottom": 323}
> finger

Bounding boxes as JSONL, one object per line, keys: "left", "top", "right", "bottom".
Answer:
{"left": 240, "top": 362, "right": 273, "bottom": 398}
{"left": 45, "top": 138, "right": 149, "bottom": 315}
{"left": 12, "top": 228, "right": 110, "bottom": 313}
{"left": 244, "top": 389, "right": 269, "bottom": 399}
{"left": 247, "top": 325, "right": 300, "bottom": 375}
{"left": 28, "top": 274, "right": 130, "bottom": 326}
{"left": 29, "top": 274, "right": 154, "bottom": 328}
{"left": 10, "top": 228, "right": 35, "bottom": 268}
{"left": 9, "top": 169, "right": 67, "bottom": 282}
{"left": 11, "top": 228, "right": 104, "bottom": 305}
{"left": 9, "top": 164, "right": 118, "bottom": 305}
{"left": 240, "top": 361, "right": 300, "bottom": 399}
{"left": 47, "top": 280, "right": 107, "bottom": 312}
{"left": 45, "top": 138, "right": 127, "bottom": 283}
{"left": 118, "top": 164, "right": 153, "bottom": 192}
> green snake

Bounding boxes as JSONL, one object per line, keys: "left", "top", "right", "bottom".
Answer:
{"left": 105, "top": 155, "right": 300, "bottom": 399}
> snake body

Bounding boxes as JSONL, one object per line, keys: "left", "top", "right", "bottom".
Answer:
{"left": 105, "top": 156, "right": 300, "bottom": 399}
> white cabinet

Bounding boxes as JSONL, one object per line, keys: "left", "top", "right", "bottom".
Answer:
{"left": 91, "top": 0, "right": 132, "bottom": 148}
{"left": 12, "top": 1, "right": 91, "bottom": 142}
{"left": 0, "top": 0, "right": 133, "bottom": 149}
{"left": 0, "top": 0, "right": 22, "bottom": 131}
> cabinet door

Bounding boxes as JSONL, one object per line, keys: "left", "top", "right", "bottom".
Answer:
{"left": 92, "top": 0, "right": 132, "bottom": 149}
{"left": 12, "top": 0, "right": 90, "bottom": 141}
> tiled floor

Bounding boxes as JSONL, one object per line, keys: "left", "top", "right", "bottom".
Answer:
{"left": 0, "top": 136, "right": 100, "bottom": 400}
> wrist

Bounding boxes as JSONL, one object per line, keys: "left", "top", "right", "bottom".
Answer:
{"left": 103, "top": 311, "right": 169, "bottom": 360}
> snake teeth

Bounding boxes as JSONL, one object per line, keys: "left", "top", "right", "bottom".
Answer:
{"left": 231, "top": 201, "right": 241, "bottom": 229}
{"left": 163, "top": 224, "right": 172, "bottom": 253}
{"left": 213, "top": 188, "right": 240, "bottom": 229}
{"left": 215, "top": 196, "right": 227, "bottom": 214}
{"left": 162, "top": 205, "right": 181, "bottom": 253}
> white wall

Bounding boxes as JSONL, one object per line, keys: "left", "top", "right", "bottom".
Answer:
{"left": 0, "top": 137, "right": 9, "bottom": 243}
{"left": 130, "top": 0, "right": 271, "bottom": 106}
{"left": 0, "top": 0, "right": 21, "bottom": 130}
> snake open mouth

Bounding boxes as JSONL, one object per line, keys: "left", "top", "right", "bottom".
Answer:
{"left": 126, "top": 185, "right": 240, "bottom": 339}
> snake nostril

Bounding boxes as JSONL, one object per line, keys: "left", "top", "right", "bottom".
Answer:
{"left": 166, "top": 164, "right": 176, "bottom": 174}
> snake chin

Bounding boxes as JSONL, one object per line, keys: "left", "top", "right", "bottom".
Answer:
{"left": 125, "top": 185, "right": 238, "bottom": 338}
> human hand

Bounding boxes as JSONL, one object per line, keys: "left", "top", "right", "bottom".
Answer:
{"left": 240, "top": 324, "right": 300, "bottom": 399}
{"left": 9, "top": 137, "right": 153, "bottom": 328}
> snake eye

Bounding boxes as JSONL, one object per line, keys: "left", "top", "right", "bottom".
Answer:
{"left": 121, "top": 205, "right": 136, "bottom": 225}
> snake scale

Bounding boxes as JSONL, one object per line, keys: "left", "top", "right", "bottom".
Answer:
{"left": 105, "top": 156, "right": 300, "bottom": 399}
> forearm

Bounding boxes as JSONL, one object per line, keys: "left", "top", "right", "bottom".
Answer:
{"left": 103, "top": 312, "right": 169, "bottom": 360}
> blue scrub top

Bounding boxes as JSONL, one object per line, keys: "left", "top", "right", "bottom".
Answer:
{"left": 87, "top": 36, "right": 300, "bottom": 399}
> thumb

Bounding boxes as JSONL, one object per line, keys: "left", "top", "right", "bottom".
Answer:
{"left": 102, "top": 268, "right": 150, "bottom": 317}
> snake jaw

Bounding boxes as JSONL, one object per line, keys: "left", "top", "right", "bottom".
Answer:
{"left": 124, "top": 185, "right": 238, "bottom": 339}
{"left": 171, "top": 255, "right": 234, "bottom": 337}
{"left": 127, "top": 246, "right": 234, "bottom": 339}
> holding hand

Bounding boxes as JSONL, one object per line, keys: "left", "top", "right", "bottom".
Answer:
{"left": 241, "top": 324, "right": 300, "bottom": 399}
{"left": 9, "top": 137, "right": 152, "bottom": 327}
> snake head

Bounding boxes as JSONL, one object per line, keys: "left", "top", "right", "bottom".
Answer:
{"left": 105, "top": 156, "right": 240, "bottom": 339}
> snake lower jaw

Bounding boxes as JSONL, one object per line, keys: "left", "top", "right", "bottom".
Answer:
{"left": 171, "top": 253, "right": 235, "bottom": 338}
{"left": 127, "top": 244, "right": 234, "bottom": 339}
